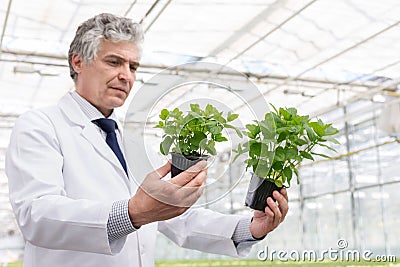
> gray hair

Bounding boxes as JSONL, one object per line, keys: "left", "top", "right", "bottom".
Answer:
{"left": 68, "top": 13, "right": 144, "bottom": 82}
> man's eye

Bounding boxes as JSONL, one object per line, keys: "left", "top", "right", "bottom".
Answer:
{"left": 130, "top": 66, "right": 137, "bottom": 72}
{"left": 108, "top": 60, "right": 119, "bottom": 66}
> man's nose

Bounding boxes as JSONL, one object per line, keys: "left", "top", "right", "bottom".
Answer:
{"left": 118, "top": 64, "right": 133, "bottom": 82}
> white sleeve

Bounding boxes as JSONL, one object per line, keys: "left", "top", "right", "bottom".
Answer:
{"left": 157, "top": 207, "right": 254, "bottom": 257}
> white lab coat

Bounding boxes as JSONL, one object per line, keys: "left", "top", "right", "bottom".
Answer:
{"left": 5, "top": 93, "right": 253, "bottom": 267}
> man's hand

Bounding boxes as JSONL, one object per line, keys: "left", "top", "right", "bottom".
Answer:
{"left": 128, "top": 161, "right": 207, "bottom": 227}
{"left": 250, "top": 188, "right": 289, "bottom": 239}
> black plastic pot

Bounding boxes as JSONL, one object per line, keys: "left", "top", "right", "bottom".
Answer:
{"left": 170, "top": 152, "right": 208, "bottom": 177}
{"left": 245, "top": 173, "right": 282, "bottom": 211}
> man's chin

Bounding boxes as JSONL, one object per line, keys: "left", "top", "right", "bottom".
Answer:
{"left": 110, "top": 97, "right": 127, "bottom": 108}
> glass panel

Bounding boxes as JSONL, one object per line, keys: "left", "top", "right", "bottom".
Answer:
{"left": 355, "top": 187, "right": 386, "bottom": 254}
{"left": 382, "top": 183, "right": 400, "bottom": 255}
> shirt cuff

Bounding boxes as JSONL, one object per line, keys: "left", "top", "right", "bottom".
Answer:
{"left": 232, "top": 217, "right": 266, "bottom": 244}
{"left": 107, "top": 199, "right": 139, "bottom": 242}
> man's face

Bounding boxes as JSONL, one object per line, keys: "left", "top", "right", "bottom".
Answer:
{"left": 73, "top": 39, "right": 140, "bottom": 116}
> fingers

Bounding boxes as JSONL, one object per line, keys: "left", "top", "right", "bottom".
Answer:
{"left": 128, "top": 188, "right": 191, "bottom": 226}
{"left": 150, "top": 161, "right": 171, "bottom": 179}
{"left": 252, "top": 210, "right": 265, "bottom": 219}
{"left": 263, "top": 190, "right": 289, "bottom": 227}
{"left": 178, "top": 169, "right": 207, "bottom": 202}
{"left": 186, "top": 160, "right": 207, "bottom": 173}
{"left": 170, "top": 160, "right": 207, "bottom": 187}
{"left": 166, "top": 168, "right": 207, "bottom": 207}
{"left": 184, "top": 168, "right": 207, "bottom": 188}
{"left": 280, "top": 188, "right": 289, "bottom": 202}
{"left": 266, "top": 197, "right": 282, "bottom": 227}
{"left": 175, "top": 163, "right": 208, "bottom": 205}
{"left": 250, "top": 190, "right": 289, "bottom": 238}
{"left": 273, "top": 189, "right": 289, "bottom": 220}
{"left": 141, "top": 162, "right": 171, "bottom": 193}
{"left": 140, "top": 160, "right": 207, "bottom": 209}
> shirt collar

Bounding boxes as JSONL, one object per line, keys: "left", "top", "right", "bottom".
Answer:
{"left": 70, "top": 91, "right": 119, "bottom": 123}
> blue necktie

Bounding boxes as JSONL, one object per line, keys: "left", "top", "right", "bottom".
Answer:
{"left": 93, "top": 118, "right": 127, "bottom": 174}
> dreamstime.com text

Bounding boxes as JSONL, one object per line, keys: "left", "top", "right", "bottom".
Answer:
{"left": 257, "top": 239, "right": 397, "bottom": 262}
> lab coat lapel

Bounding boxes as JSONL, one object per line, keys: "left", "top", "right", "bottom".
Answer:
{"left": 58, "top": 93, "right": 128, "bottom": 178}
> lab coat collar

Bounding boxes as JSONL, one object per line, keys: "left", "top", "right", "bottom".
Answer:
{"left": 58, "top": 93, "right": 128, "bottom": 178}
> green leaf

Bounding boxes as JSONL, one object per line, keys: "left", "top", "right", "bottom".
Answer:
{"left": 227, "top": 112, "right": 239, "bottom": 122}
{"left": 209, "top": 125, "right": 223, "bottom": 135}
{"left": 300, "top": 151, "right": 314, "bottom": 161}
{"left": 187, "top": 117, "right": 203, "bottom": 129}
{"left": 327, "top": 137, "right": 340, "bottom": 144}
{"left": 160, "top": 136, "right": 173, "bottom": 155}
{"left": 318, "top": 142, "right": 338, "bottom": 152}
{"left": 276, "top": 126, "right": 292, "bottom": 134}
{"left": 202, "top": 140, "right": 216, "bottom": 155}
{"left": 274, "top": 147, "right": 285, "bottom": 162}
{"left": 205, "top": 120, "right": 218, "bottom": 127}
{"left": 245, "top": 158, "right": 259, "bottom": 168}
{"left": 206, "top": 146, "right": 217, "bottom": 155}
{"left": 183, "top": 113, "right": 195, "bottom": 125}
{"left": 311, "top": 152, "right": 331, "bottom": 158}
{"left": 224, "top": 124, "right": 243, "bottom": 138}
{"left": 190, "top": 104, "right": 200, "bottom": 113}
{"left": 246, "top": 123, "right": 260, "bottom": 136}
{"left": 178, "top": 128, "right": 189, "bottom": 138}
{"left": 260, "top": 119, "right": 275, "bottom": 140}
{"left": 280, "top": 173, "right": 287, "bottom": 184}
{"left": 283, "top": 167, "right": 292, "bottom": 182}
{"left": 294, "top": 138, "right": 308, "bottom": 146}
{"left": 191, "top": 131, "right": 207, "bottom": 146}
{"left": 244, "top": 131, "right": 254, "bottom": 139}
{"left": 213, "top": 134, "right": 228, "bottom": 142}
{"left": 269, "top": 103, "right": 279, "bottom": 114}
{"left": 288, "top": 125, "right": 301, "bottom": 134}
{"left": 205, "top": 104, "right": 215, "bottom": 115}
{"left": 275, "top": 179, "right": 283, "bottom": 188}
{"left": 255, "top": 161, "right": 269, "bottom": 178}
{"left": 249, "top": 142, "right": 261, "bottom": 157}
{"left": 286, "top": 107, "right": 298, "bottom": 116}
{"left": 170, "top": 108, "right": 183, "bottom": 118}
{"left": 304, "top": 123, "right": 317, "bottom": 141}
{"left": 164, "top": 126, "right": 177, "bottom": 135}
{"left": 176, "top": 141, "right": 189, "bottom": 154}
{"left": 324, "top": 125, "right": 339, "bottom": 136}
{"left": 285, "top": 147, "right": 298, "bottom": 160}
{"left": 187, "top": 143, "right": 199, "bottom": 154}
{"left": 277, "top": 132, "right": 288, "bottom": 143}
{"left": 259, "top": 143, "right": 270, "bottom": 157}
{"left": 160, "top": 109, "right": 169, "bottom": 120}
{"left": 154, "top": 121, "right": 164, "bottom": 129}
{"left": 213, "top": 114, "right": 227, "bottom": 124}
{"left": 280, "top": 108, "right": 293, "bottom": 120}
{"left": 272, "top": 161, "right": 284, "bottom": 171}
{"left": 293, "top": 167, "right": 299, "bottom": 177}
{"left": 309, "top": 121, "right": 325, "bottom": 137}
{"left": 271, "top": 112, "right": 282, "bottom": 125}
{"left": 241, "top": 143, "right": 251, "bottom": 154}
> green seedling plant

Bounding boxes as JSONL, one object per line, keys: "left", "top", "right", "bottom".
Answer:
{"left": 234, "top": 104, "right": 339, "bottom": 187}
{"left": 155, "top": 104, "right": 242, "bottom": 157}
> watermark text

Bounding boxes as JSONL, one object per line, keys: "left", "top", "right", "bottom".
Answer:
{"left": 257, "top": 239, "right": 397, "bottom": 263}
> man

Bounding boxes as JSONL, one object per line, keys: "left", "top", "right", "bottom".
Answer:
{"left": 5, "top": 13, "right": 288, "bottom": 267}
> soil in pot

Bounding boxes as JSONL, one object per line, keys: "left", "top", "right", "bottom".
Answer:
{"left": 245, "top": 173, "right": 283, "bottom": 211}
{"left": 170, "top": 152, "right": 208, "bottom": 177}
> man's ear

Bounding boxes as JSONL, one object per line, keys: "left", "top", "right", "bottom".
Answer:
{"left": 71, "top": 54, "right": 83, "bottom": 74}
